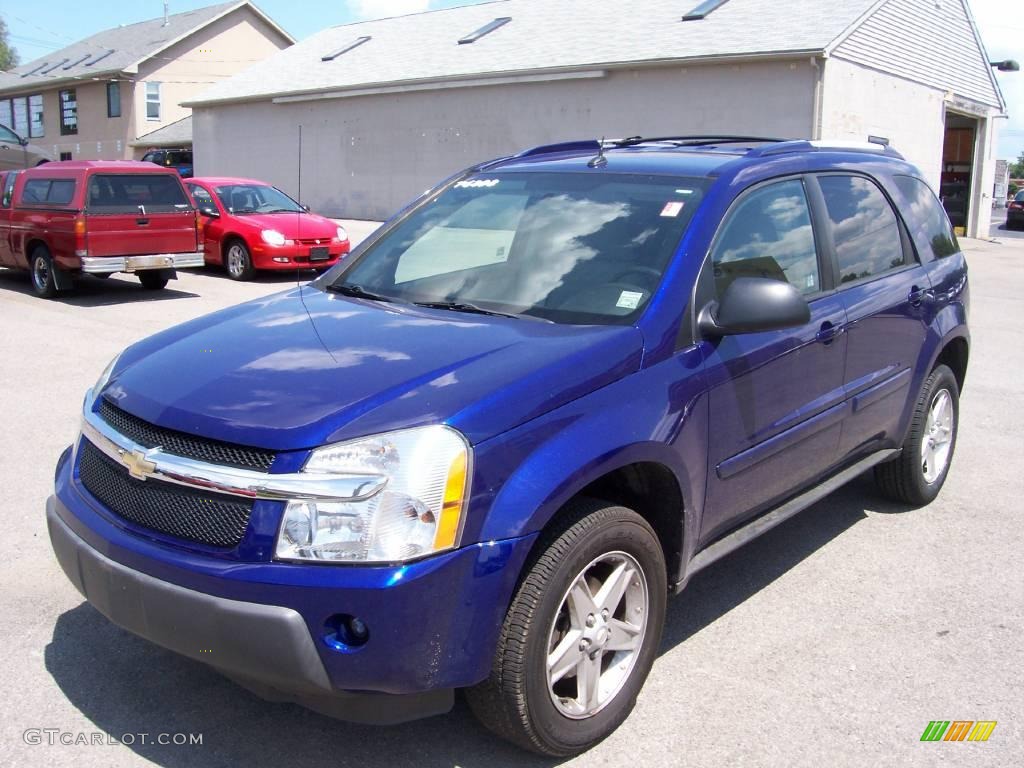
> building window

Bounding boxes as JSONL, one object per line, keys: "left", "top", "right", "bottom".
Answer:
{"left": 59, "top": 89, "right": 78, "bottom": 136}
{"left": 107, "top": 82, "right": 121, "bottom": 118}
{"left": 0, "top": 95, "right": 43, "bottom": 138}
{"left": 146, "top": 82, "right": 161, "bottom": 121}
{"left": 59, "top": 151, "right": 72, "bottom": 161}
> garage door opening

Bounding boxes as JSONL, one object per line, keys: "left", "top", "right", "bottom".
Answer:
{"left": 941, "top": 112, "right": 978, "bottom": 236}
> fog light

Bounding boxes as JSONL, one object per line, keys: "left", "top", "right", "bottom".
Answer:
{"left": 272, "top": 257, "right": 290, "bottom": 263}
{"left": 324, "top": 613, "right": 370, "bottom": 651}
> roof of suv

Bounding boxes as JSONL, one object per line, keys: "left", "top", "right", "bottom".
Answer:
{"left": 485, "top": 137, "right": 912, "bottom": 179}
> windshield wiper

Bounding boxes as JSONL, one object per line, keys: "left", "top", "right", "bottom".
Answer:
{"left": 414, "top": 300, "right": 523, "bottom": 320}
{"left": 325, "top": 283, "right": 396, "bottom": 303}
{"left": 265, "top": 207, "right": 302, "bottom": 214}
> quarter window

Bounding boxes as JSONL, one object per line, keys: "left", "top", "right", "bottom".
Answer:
{"left": 1, "top": 172, "right": 17, "bottom": 208}
{"left": 818, "top": 175, "right": 905, "bottom": 284}
{"left": 894, "top": 175, "right": 959, "bottom": 259}
{"left": 146, "top": 82, "right": 161, "bottom": 120}
{"left": 711, "top": 179, "right": 820, "bottom": 296}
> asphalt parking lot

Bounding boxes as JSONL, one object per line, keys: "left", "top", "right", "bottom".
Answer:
{"left": 0, "top": 230, "right": 1020, "bottom": 768}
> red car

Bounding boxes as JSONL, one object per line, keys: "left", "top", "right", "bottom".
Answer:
{"left": 185, "top": 177, "right": 349, "bottom": 280}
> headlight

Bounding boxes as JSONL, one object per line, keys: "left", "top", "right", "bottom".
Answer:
{"left": 261, "top": 229, "right": 286, "bottom": 246}
{"left": 275, "top": 425, "right": 470, "bottom": 563}
{"left": 335, "top": 226, "right": 348, "bottom": 242}
{"left": 92, "top": 353, "right": 121, "bottom": 399}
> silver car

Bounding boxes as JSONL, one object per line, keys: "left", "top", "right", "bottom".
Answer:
{"left": 0, "top": 123, "right": 51, "bottom": 170}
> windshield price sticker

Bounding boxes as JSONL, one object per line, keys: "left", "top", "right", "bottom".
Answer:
{"left": 616, "top": 291, "right": 644, "bottom": 310}
{"left": 660, "top": 201, "right": 685, "bottom": 218}
{"left": 455, "top": 179, "right": 501, "bottom": 189}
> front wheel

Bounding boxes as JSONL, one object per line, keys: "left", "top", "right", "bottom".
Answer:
{"left": 466, "top": 499, "right": 666, "bottom": 756}
{"left": 225, "top": 240, "right": 254, "bottom": 281}
{"left": 874, "top": 364, "right": 959, "bottom": 505}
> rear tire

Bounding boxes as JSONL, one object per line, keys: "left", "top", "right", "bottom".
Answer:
{"left": 466, "top": 498, "right": 667, "bottom": 756}
{"left": 874, "top": 364, "right": 959, "bottom": 506}
{"left": 225, "top": 240, "right": 255, "bottom": 281}
{"left": 138, "top": 272, "right": 168, "bottom": 291}
{"left": 30, "top": 246, "right": 59, "bottom": 298}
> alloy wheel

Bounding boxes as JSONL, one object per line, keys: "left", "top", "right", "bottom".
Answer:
{"left": 921, "top": 388, "right": 954, "bottom": 484}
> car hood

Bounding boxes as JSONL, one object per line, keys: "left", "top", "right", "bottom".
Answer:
{"left": 103, "top": 287, "right": 643, "bottom": 451}
{"left": 234, "top": 212, "right": 339, "bottom": 239}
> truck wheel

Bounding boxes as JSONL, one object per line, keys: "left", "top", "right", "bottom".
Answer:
{"left": 466, "top": 498, "right": 666, "bottom": 756}
{"left": 225, "top": 240, "right": 254, "bottom": 281}
{"left": 30, "top": 246, "right": 59, "bottom": 299}
{"left": 138, "top": 272, "right": 168, "bottom": 291}
{"left": 874, "top": 364, "right": 959, "bottom": 506}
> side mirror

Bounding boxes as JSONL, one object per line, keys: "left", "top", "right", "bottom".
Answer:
{"left": 198, "top": 205, "right": 219, "bottom": 219}
{"left": 302, "top": 204, "right": 311, "bottom": 212}
{"left": 699, "top": 277, "right": 810, "bottom": 337}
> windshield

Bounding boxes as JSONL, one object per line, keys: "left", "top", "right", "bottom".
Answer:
{"left": 1016, "top": 191, "right": 1024, "bottom": 202}
{"left": 214, "top": 184, "right": 303, "bottom": 215}
{"left": 325, "top": 171, "right": 706, "bottom": 324}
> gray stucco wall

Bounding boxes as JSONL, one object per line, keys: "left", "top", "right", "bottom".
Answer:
{"left": 193, "top": 59, "right": 817, "bottom": 220}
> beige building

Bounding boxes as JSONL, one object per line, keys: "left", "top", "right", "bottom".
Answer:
{"left": 0, "top": 1, "right": 292, "bottom": 162}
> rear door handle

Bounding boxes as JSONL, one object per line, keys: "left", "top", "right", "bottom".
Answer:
{"left": 816, "top": 320, "right": 845, "bottom": 344}
{"left": 908, "top": 286, "right": 932, "bottom": 307}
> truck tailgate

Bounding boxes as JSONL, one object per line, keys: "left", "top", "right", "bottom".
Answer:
{"left": 84, "top": 172, "right": 197, "bottom": 257}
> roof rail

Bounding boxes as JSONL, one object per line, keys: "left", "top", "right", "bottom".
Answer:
{"left": 609, "top": 135, "right": 787, "bottom": 147}
{"left": 513, "top": 140, "right": 602, "bottom": 158}
{"left": 750, "top": 138, "right": 904, "bottom": 159}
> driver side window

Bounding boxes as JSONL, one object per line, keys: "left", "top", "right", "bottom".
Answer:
{"left": 712, "top": 179, "right": 820, "bottom": 296}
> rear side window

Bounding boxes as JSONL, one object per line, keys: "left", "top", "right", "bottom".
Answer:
{"left": 21, "top": 178, "right": 76, "bottom": 206}
{"left": 818, "top": 175, "right": 905, "bottom": 284}
{"left": 894, "top": 175, "right": 959, "bottom": 259}
{"left": 711, "top": 179, "right": 821, "bottom": 296}
{"left": 87, "top": 174, "right": 191, "bottom": 213}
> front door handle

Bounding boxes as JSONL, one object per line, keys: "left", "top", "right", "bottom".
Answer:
{"left": 816, "top": 320, "right": 845, "bottom": 344}
{"left": 136, "top": 218, "right": 149, "bottom": 226}
{"left": 908, "top": 286, "right": 932, "bottom": 307}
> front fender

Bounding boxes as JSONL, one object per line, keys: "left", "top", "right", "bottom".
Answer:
{"left": 465, "top": 346, "right": 708, "bottom": 572}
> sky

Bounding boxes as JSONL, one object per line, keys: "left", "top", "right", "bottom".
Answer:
{"left": 1, "top": 0, "right": 1022, "bottom": 159}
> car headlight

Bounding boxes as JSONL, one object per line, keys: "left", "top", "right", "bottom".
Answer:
{"left": 335, "top": 226, "right": 348, "bottom": 242}
{"left": 261, "top": 229, "right": 286, "bottom": 246}
{"left": 91, "top": 353, "right": 121, "bottom": 399}
{"left": 275, "top": 425, "right": 470, "bottom": 563}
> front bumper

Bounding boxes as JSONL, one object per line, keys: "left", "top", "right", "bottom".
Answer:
{"left": 250, "top": 243, "right": 347, "bottom": 270}
{"left": 80, "top": 252, "right": 205, "bottom": 274}
{"left": 49, "top": 447, "right": 537, "bottom": 721}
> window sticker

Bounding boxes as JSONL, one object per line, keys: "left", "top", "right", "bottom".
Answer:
{"left": 660, "top": 201, "right": 685, "bottom": 218}
{"left": 616, "top": 290, "right": 644, "bottom": 310}
{"left": 455, "top": 179, "right": 500, "bottom": 189}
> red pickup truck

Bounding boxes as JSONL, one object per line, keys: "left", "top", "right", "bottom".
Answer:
{"left": 0, "top": 161, "right": 204, "bottom": 298}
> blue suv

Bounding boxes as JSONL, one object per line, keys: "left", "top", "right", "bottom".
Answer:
{"left": 47, "top": 136, "right": 968, "bottom": 755}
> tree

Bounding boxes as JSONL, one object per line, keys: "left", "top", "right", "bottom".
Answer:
{"left": 0, "top": 18, "right": 19, "bottom": 71}
{"left": 1010, "top": 151, "right": 1024, "bottom": 180}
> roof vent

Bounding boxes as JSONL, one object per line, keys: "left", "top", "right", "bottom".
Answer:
{"left": 322, "top": 36, "right": 371, "bottom": 62}
{"left": 40, "top": 59, "right": 70, "bottom": 75}
{"left": 682, "top": 0, "right": 731, "bottom": 21}
{"left": 64, "top": 54, "right": 92, "bottom": 70}
{"left": 458, "top": 17, "right": 512, "bottom": 45}
{"left": 20, "top": 62, "right": 49, "bottom": 78}
{"left": 84, "top": 50, "right": 115, "bottom": 67}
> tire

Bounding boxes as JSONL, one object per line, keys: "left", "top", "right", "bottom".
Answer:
{"left": 874, "top": 364, "right": 959, "bottom": 506}
{"left": 224, "top": 239, "right": 255, "bottom": 281}
{"left": 466, "top": 498, "right": 667, "bottom": 756}
{"left": 138, "top": 272, "right": 168, "bottom": 291}
{"left": 29, "top": 246, "right": 59, "bottom": 299}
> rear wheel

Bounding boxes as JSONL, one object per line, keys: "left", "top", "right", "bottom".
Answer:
{"left": 225, "top": 240, "right": 255, "bottom": 281}
{"left": 874, "top": 364, "right": 959, "bottom": 505}
{"left": 466, "top": 498, "right": 666, "bottom": 756}
{"left": 138, "top": 272, "right": 168, "bottom": 291}
{"left": 30, "top": 246, "right": 59, "bottom": 298}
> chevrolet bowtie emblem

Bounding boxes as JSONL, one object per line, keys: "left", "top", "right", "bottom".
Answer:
{"left": 121, "top": 449, "right": 157, "bottom": 480}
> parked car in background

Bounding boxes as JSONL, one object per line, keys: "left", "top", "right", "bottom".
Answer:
{"left": 0, "top": 123, "right": 52, "bottom": 170}
{"left": 141, "top": 148, "right": 193, "bottom": 178}
{"left": 1006, "top": 190, "right": 1024, "bottom": 230}
{"left": 48, "top": 137, "right": 968, "bottom": 756}
{"left": 185, "top": 177, "right": 349, "bottom": 280}
{"left": 0, "top": 161, "right": 203, "bottom": 297}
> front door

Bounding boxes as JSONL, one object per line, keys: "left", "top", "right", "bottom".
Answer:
{"left": 0, "top": 171, "right": 17, "bottom": 266}
{"left": 700, "top": 177, "right": 848, "bottom": 544}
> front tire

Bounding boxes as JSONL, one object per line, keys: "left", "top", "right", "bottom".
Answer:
{"left": 874, "top": 364, "right": 959, "bottom": 505}
{"left": 30, "top": 246, "right": 59, "bottom": 298}
{"left": 466, "top": 499, "right": 667, "bottom": 756}
{"left": 225, "top": 240, "right": 255, "bottom": 281}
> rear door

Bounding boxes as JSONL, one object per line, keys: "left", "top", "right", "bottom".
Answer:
{"left": 700, "top": 177, "right": 848, "bottom": 543}
{"left": 84, "top": 172, "right": 197, "bottom": 256}
{"left": 810, "top": 173, "right": 931, "bottom": 460}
